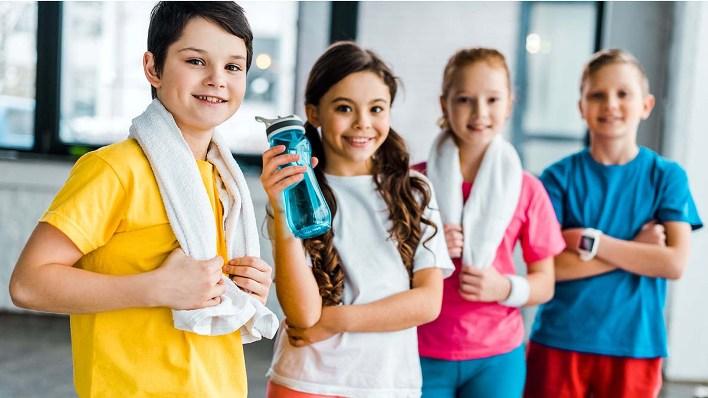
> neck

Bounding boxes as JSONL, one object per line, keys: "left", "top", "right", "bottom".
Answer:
{"left": 589, "top": 137, "right": 639, "bottom": 165}
{"left": 181, "top": 128, "right": 213, "bottom": 161}
{"left": 324, "top": 159, "right": 373, "bottom": 176}
{"left": 456, "top": 137, "right": 493, "bottom": 182}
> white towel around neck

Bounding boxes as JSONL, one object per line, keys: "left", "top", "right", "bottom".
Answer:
{"left": 129, "top": 99, "right": 278, "bottom": 341}
{"left": 426, "top": 132, "right": 522, "bottom": 269}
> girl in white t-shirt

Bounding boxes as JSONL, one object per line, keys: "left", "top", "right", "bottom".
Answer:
{"left": 260, "top": 41, "right": 454, "bottom": 398}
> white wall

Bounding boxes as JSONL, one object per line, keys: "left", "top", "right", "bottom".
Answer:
{"left": 663, "top": 1, "right": 708, "bottom": 382}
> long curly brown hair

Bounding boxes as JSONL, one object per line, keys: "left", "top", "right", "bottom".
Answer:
{"left": 302, "top": 41, "right": 437, "bottom": 306}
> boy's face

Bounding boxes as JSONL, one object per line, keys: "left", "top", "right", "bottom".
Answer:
{"left": 579, "top": 63, "right": 655, "bottom": 141}
{"left": 144, "top": 17, "right": 247, "bottom": 137}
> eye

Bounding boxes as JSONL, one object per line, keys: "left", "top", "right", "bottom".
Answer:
{"left": 454, "top": 96, "right": 471, "bottom": 104}
{"left": 225, "top": 64, "right": 243, "bottom": 72}
{"left": 617, "top": 90, "right": 628, "bottom": 98}
{"left": 589, "top": 92, "right": 604, "bottom": 100}
{"left": 371, "top": 105, "right": 385, "bottom": 113}
{"left": 335, "top": 104, "right": 352, "bottom": 112}
{"left": 488, "top": 96, "right": 499, "bottom": 104}
{"left": 186, "top": 58, "right": 205, "bottom": 66}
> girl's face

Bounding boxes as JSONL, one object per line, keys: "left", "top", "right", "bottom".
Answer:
{"left": 441, "top": 62, "right": 512, "bottom": 148}
{"left": 306, "top": 71, "right": 392, "bottom": 176}
{"left": 579, "top": 63, "right": 654, "bottom": 141}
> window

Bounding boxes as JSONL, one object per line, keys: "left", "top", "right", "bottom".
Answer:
{"left": 1, "top": 1, "right": 298, "bottom": 157}
{"left": 0, "top": 2, "right": 37, "bottom": 150}
{"left": 512, "top": 2, "right": 600, "bottom": 174}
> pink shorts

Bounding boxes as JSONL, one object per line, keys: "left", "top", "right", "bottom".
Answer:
{"left": 266, "top": 381, "right": 344, "bottom": 398}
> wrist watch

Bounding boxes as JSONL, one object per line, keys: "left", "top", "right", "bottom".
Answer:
{"left": 578, "top": 228, "right": 601, "bottom": 261}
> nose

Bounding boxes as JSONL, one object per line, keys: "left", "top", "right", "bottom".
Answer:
{"left": 204, "top": 66, "right": 226, "bottom": 89}
{"left": 606, "top": 93, "right": 620, "bottom": 109}
{"left": 469, "top": 98, "right": 488, "bottom": 120}
{"left": 354, "top": 109, "right": 372, "bottom": 130}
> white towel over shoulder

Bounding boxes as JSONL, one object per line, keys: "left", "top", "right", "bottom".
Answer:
{"left": 427, "top": 132, "right": 522, "bottom": 269}
{"left": 129, "top": 99, "right": 278, "bottom": 341}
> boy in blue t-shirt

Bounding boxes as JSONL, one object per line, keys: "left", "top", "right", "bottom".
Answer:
{"left": 525, "top": 49, "right": 703, "bottom": 398}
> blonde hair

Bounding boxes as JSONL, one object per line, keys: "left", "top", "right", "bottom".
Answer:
{"left": 580, "top": 49, "right": 650, "bottom": 95}
{"left": 438, "top": 48, "right": 512, "bottom": 130}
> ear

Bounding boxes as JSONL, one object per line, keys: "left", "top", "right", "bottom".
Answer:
{"left": 439, "top": 96, "right": 448, "bottom": 121}
{"left": 305, "top": 104, "right": 320, "bottom": 128}
{"left": 577, "top": 99, "right": 585, "bottom": 120}
{"left": 641, "top": 94, "right": 656, "bottom": 120}
{"left": 143, "top": 51, "right": 161, "bottom": 90}
{"left": 506, "top": 93, "right": 514, "bottom": 119}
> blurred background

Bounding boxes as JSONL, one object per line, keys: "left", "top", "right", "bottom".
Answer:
{"left": 0, "top": 1, "right": 706, "bottom": 396}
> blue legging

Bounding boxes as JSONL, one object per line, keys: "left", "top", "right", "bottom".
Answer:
{"left": 420, "top": 344, "right": 526, "bottom": 398}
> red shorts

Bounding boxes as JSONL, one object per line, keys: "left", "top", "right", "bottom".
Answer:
{"left": 524, "top": 342, "right": 662, "bottom": 398}
{"left": 266, "top": 381, "right": 343, "bottom": 398}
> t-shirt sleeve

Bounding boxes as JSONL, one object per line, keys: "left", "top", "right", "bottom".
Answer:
{"left": 656, "top": 164, "right": 703, "bottom": 230}
{"left": 41, "top": 152, "right": 128, "bottom": 254}
{"left": 539, "top": 163, "right": 566, "bottom": 227}
{"left": 520, "top": 175, "right": 566, "bottom": 264}
{"left": 412, "top": 181, "right": 455, "bottom": 278}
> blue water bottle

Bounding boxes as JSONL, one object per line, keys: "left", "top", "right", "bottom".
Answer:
{"left": 256, "top": 114, "right": 331, "bottom": 239}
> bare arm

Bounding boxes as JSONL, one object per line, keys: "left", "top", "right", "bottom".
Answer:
{"left": 260, "top": 146, "right": 322, "bottom": 328}
{"left": 554, "top": 250, "right": 616, "bottom": 282}
{"left": 9, "top": 223, "right": 225, "bottom": 313}
{"left": 596, "top": 222, "right": 691, "bottom": 279}
{"left": 286, "top": 267, "right": 443, "bottom": 346}
{"left": 525, "top": 257, "right": 555, "bottom": 305}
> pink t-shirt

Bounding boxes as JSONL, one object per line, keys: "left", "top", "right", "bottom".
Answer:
{"left": 413, "top": 163, "right": 565, "bottom": 360}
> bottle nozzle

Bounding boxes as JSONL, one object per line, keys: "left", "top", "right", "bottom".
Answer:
{"left": 255, "top": 114, "right": 302, "bottom": 129}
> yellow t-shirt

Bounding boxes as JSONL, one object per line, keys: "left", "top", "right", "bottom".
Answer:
{"left": 41, "top": 139, "right": 246, "bottom": 397}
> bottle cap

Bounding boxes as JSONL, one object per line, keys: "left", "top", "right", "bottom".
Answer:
{"left": 255, "top": 114, "right": 304, "bottom": 136}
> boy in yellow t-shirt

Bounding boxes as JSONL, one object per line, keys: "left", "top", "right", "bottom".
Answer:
{"left": 9, "top": 2, "right": 272, "bottom": 397}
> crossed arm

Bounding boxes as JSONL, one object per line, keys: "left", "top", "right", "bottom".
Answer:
{"left": 555, "top": 221, "right": 692, "bottom": 281}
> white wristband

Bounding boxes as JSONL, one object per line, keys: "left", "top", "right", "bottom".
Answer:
{"left": 498, "top": 275, "right": 530, "bottom": 307}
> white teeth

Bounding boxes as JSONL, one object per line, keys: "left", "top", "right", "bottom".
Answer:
{"left": 196, "top": 95, "right": 225, "bottom": 103}
{"left": 348, "top": 137, "right": 371, "bottom": 144}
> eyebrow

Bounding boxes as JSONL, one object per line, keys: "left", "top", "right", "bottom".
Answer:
{"left": 331, "top": 97, "right": 388, "bottom": 104}
{"left": 178, "top": 47, "right": 246, "bottom": 61}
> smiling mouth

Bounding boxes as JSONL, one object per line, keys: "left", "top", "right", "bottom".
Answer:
{"left": 193, "top": 95, "right": 227, "bottom": 104}
{"left": 344, "top": 136, "right": 374, "bottom": 146}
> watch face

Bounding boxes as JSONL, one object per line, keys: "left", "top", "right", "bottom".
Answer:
{"left": 579, "top": 236, "right": 595, "bottom": 251}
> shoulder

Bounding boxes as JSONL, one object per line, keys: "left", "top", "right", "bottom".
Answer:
{"left": 641, "top": 147, "right": 687, "bottom": 179}
{"left": 88, "top": 138, "right": 152, "bottom": 181}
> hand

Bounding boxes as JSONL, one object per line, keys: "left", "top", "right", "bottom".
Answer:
{"left": 151, "top": 248, "right": 225, "bottom": 310}
{"left": 561, "top": 228, "right": 584, "bottom": 253}
{"left": 458, "top": 265, "right": 511, "bottom": 302}
{"left": 285, "top": 306, "right": 340, "bottom": 347}
{"left": 260, "top": 146, "right": 318, "bottom": 209}
{"left": 444, "top": 224, "right": 463, "bottom": 259}
{"left": 223, "top": 256, "right": 273, "bottom": 304}
{"left": 633, "top": 221, "right": 666, "bottom": 246}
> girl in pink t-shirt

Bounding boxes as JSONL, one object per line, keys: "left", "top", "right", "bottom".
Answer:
{"left": 414, "top": 48, "right": 565, "bottom": 397}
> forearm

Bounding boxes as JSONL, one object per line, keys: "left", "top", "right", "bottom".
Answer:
{"left": 524, "top": 258, "right": 555, "bottom": 305}
{"left": 10, "top": 263, "right": 156, "bottom": 313}
{"left": 554, "top": 250, "right": 616, "bottom": 281}
{"left": 329, "top": 269, "right": 443, "bottom": 333}
{"left": 597, "top": 236, "right": 686, "bottom": 279}
{"left": 272, "top": 213, "right": 322, "bottom": 328}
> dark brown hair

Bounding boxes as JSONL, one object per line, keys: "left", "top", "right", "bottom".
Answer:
{"left": 303, "top": 41, "right": 437, "bottom": 306}
{"left": 580, "top": 49, "right": 650, "bottom": 95}
{"left": 438, "top": 48, "right": 511, "bottom": 130}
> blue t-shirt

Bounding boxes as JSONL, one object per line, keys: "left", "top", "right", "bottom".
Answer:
{"left": 530, "top": 147, "right": 702, "bottom": 358}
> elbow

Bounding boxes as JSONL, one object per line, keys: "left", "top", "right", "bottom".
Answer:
{"left": 536, "top": 283, "right": 555, "bottom": 305}
{"left": 9, "top": 275, "right": 35, "bottom": 310}
{"left": 420, "top": 294, "right": 443, "bottom": 324}
{"left": 664, "top": 262, "right": 686, "bottom": 280}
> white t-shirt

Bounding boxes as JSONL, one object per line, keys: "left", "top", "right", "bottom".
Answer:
{"left": 268, "top": 172, "right": 454, "bottom": 398}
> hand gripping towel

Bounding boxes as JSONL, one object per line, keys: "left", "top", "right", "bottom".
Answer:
{"left": 129, "top": 99, "right": 278, "bottom": 341}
